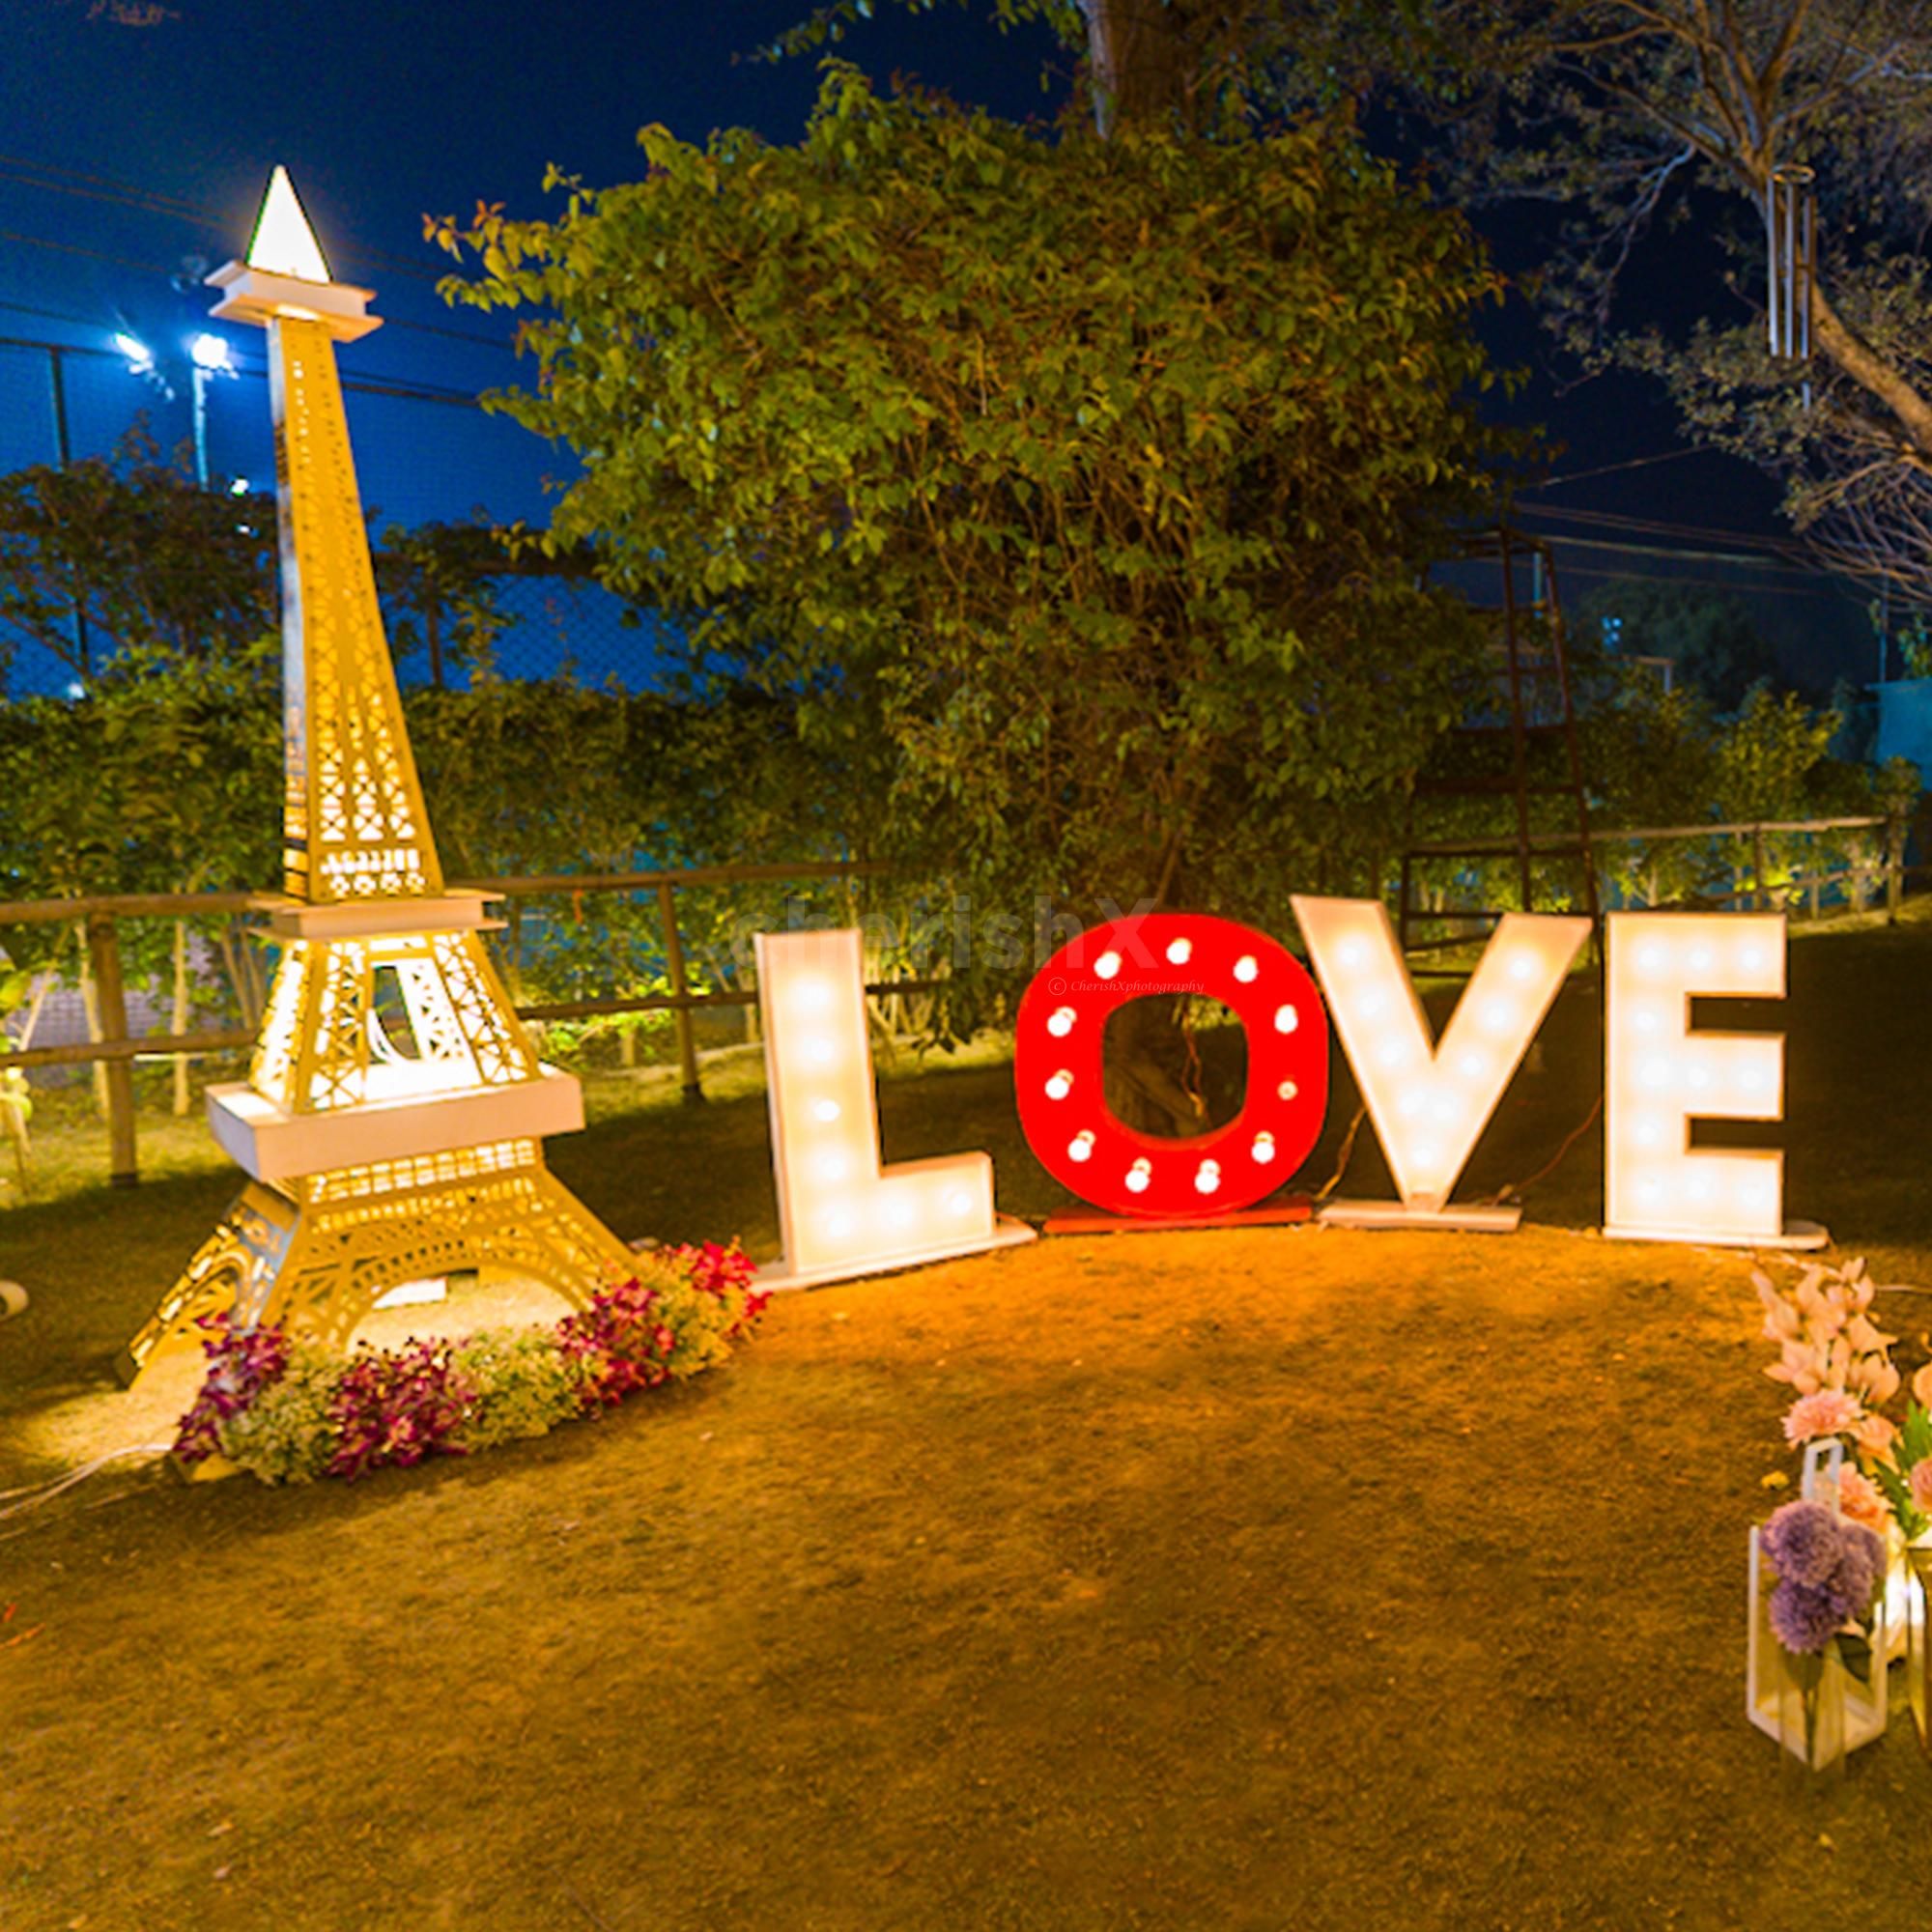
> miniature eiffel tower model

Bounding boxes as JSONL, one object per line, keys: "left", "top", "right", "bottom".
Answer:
{"left": 119, "top": 169, "right": 635, "bottom": 1384}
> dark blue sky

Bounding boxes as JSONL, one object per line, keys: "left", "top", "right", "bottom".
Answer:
{"left": 0, "top": 0, "right": 1868, "bottom": 685}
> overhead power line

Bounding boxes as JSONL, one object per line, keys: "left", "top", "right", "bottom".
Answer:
{"left": 1520, "top": 500, "right": 1809, "bottom": 562}
{"left": 1525, "top": 448, "right": 1707, "bottom": 490}
{"left": 0, "top": 223, "right": 518, "bottom": 355}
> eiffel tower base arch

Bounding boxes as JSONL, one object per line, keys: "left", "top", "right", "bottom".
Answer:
{"left": 117, "top": 1138, "right": 635, "bottom": 1387}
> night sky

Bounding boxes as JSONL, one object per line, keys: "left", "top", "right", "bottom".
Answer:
{"left": 0, "top": 0, "right": 1868, "bottom": 684}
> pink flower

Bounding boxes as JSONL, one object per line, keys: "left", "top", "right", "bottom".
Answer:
{"left": 1858, "top": 1358, "right": 1902, "bottom": 1407}
{"left": 1837, "top": 1466, "right": 1889, "bottom": 1536}
{"left": 1845, "top": 1312, "right": 1895, "bottom": 1354}
{"left": 1915, "top": 1363, "right": 1932, "bottom": 1410}
{"left": 1853, "top": 1412, "right": 1899, "bottom": 1462}
{"left": 1756, "top": 1273, "right": 1801, "bottom": 1342}
{"left": 1911, "top": 1462, "right": 1932, "bottom": 1518}
{"left": 1783, "top": 1389, "right": 1861, "bottom": 1445}
{"left": 1765, "top": 1340, "right": 1828, "bottom": 1393}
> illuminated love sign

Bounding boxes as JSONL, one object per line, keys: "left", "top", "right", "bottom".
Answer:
{"left": 1013, "top": 913, "right": 1329, "bottom": 1217}
{"left": 1603, "top": 911, "right": 1789, "bottom": 1244}
{"left": 752, "top": 905, "right": 1823, "bottom": 1289}
{"left": 1293, "top": 897, "right": 1588, "bottom": 1227}
{"left": 755, "top": 927, "right": 1037, "bottom": 1289}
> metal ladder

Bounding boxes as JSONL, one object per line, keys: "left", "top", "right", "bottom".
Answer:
{"left": 1398, "top": 527, "right": 1601, "bottom": 963}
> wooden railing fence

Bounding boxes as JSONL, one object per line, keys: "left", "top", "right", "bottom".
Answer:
{"left": 0, "top": 860, "right": 935, "bottom": 1189}
{"left": 0, "top": 813, "right": 1916, "bottom": 1190}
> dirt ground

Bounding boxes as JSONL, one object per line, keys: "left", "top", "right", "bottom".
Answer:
{"left": 3, "top": 917, "right": 1931, "bottom": 1930}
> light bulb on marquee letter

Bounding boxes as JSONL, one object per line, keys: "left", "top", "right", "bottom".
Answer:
{"left": 1293, "top": 897, "right": 1589, "bottom": 1227}
{"left": 1604, "top": 911, "right": 1821, "bottom": 1248}
{"left": 755, "top": 929, "right": 1035, "bottom": 1288}
{"left": 1015, "top": 913, "right": 1328, "bottom": 1218}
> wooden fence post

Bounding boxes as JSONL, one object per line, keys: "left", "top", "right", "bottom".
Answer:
{"left": 1752, "top": 825, "right": 1770, "bottom": 912}
{"left": 657, "top": 880, "right": 703, "bottom": 1103}
{"left": 85, "top": 911, "right": 138, "bottom": 1188}
{"left": 1888, "top": 808, "right": 1906, "bottom": 925}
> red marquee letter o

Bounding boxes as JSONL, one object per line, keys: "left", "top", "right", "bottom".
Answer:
{"left": 1016, "top": 913, "right": 1329, "bottom": 1218}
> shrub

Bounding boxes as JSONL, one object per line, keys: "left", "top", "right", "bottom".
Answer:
{"left": 170, "top": 1240, "right": 768, "bottom": 1485}
{"left": 216, "top": 1340, "right": 344, "bottom": 1484}
{"left": 451, "top": 1326, "right": 590, "bottom": 1450}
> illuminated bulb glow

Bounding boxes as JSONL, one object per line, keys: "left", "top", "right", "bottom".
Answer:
{"left": 1094, "top": 951, "right": 1122, "bottom": 980}
{"left": 1234, "top": 955, "right": 1259, "bottom": 983}
{"left": 1293, "top": 896, "right": 1589, "bottom": 1216}
{"left": 1044, "top": 1071, "right": 1072, "bottom": 1101}
{"left": 1166, "top": 938, "right": 1193, "bottom": 965}
{"left": 1047, "top": 1008, "right": 1076, "bottom": 1037}
{"left": 1068, "top": 1132, "right": 1095, "bottom": 1163}
{"left": 247, "top": 165, "right": 332, "bottom": 281}
{"left": 756, "top": 929, "right": 1002, "bottom": 1279}
{"left": 1605, "top": 912, "right": 1784, "bottom": 1244}
{"left": 1274, "top": 1005, "right": 1299, "bottom": 1034}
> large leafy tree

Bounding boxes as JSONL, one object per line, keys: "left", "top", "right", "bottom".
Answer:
{"left": 433, "top": 71, "right": 1501, "bottom": 967}
{"left": 784, "top": 3, "right": 1932, "bottom": 610}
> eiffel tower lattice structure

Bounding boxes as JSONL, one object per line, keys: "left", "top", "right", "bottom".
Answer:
{"left": 119, "top": 170, "right": 634, "bottom": 1384}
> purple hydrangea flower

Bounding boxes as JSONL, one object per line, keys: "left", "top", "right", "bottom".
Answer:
{"left": 1761, "top": 1499, "right": 1842, "bottom": 1587}
{"left": 1822, "top": 1523, "right": 1884, "bottom": 1619}
{"left": 1769, "top": 1578, "right": 1844, "bottom": 1655}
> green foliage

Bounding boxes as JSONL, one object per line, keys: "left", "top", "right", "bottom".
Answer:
{"left": 1871, "top": 599, "right": 1932, "bottom": 682}
{"left": 0, "top": 429, "right": 274, "bottom": 690}
{"left": 449, "top": 1325, "right": 590, "bottom": 1449}
{"left": 216, "top": 1340, "right": 344, "bottom": 1485}
{"left": 375, "top": 521, "right": 519, "bottom": 686}
{"left": 433, "top": 71, "right": 1504, "bottom": 1003}
{"left": 1573, "top": 581, "right": 1782, "bottom": 715}
{"left": 1714, "top": 687, "right": 1841, "bottom": 826}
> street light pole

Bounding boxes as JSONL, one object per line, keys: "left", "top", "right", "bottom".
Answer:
{"left": 43, "top": 343, "right": 94, "bottom": 676}
{"left": 188, "top": 331, "right": 233, "bottom": 488}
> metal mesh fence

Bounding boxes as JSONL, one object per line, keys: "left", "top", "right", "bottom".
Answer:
{"left": 0, "top": 328, "right": 670, "bottom": 695}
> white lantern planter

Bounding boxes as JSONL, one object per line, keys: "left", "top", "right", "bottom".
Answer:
{"left": 1745, "top": 1443, "right": 1889, "bottom": 1772}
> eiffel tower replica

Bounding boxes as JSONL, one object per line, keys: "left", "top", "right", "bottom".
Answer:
{"left": 119, "top": 169, "right": 635, "bottom": 1384}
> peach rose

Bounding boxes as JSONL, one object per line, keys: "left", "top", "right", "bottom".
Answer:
{"left": 1837, "top": 1466, "right": 1890, "bottom": 1536}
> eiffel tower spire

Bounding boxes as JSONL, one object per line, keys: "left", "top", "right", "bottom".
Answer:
{"left": 122, "top": 170, "right": 634, "bottom": 1387}
{"left": 212, "top": 165, "right": 436, "bottom": 903}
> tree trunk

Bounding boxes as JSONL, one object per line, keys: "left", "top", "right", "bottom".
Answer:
{"left": 1811, "top": 283, "right": 1932, "bottom": 462}
{"left": 1076, "top": 0, "right": 1201, "bottom": 136}
{"left": 75, "top": 921, "right": 107, "bottom": 1120}
{"left": 172, "top": 917, "right": 192, "bottom": 1115}
{"left": 1105, "top": 991, "right": 1209, "bottom": 1136}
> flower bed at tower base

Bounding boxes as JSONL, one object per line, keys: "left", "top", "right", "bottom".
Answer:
{"left": 170, "top": 1239, "right": 767, "bottom": 1484}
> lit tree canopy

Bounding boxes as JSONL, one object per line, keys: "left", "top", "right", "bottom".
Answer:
{"left": 432, "top": 69, "right": 1504, "bottom": 950}
{"left": 776, "top": 3, "right": 1932, "bottom": 608}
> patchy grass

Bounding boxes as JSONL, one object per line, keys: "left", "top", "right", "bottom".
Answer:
{"left": 4, "top": 920, "right": 1932, "bottom": 1929}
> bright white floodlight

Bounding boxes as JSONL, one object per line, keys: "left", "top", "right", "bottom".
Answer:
{"left": 190, "top": 331, "right": 233, "bottom": 372}
{"left": 113, "top": 331, "right": 154, "bottom": 371}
